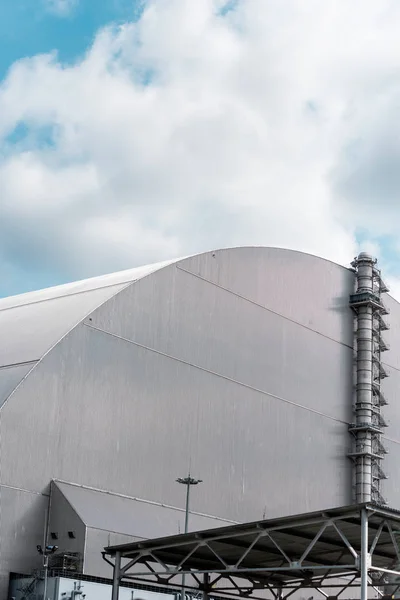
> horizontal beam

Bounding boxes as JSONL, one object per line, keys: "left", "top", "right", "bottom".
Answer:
{"left": 206, "top": 534, "right": 350, "bottom": 568}
{"left": 127, "top": 564, "right": 359, "bottom": 577}
{"left": 110, "top": 505, "right": 400, "bottom": 600}
{"left": 369, "top": 566, "right": 400, "bottom": 577}
{"left": 112, "top": 512, "right": 363, "bottom": 558}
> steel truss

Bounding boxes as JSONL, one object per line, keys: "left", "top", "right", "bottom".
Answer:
{"left": 103, "top": 505, "right": 400, "bottom": 600}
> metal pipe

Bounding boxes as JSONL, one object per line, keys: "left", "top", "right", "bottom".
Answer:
{"left": 354, "top": 253, "right": 374, "bottom": 503}
{"left": 111, "top": 551, "right": 121, "bottom": 600}
{"left": 361, "top": 508, "right": 369, "bottom": 600}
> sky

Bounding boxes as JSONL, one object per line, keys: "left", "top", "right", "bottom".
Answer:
{"left": 0, "top": 0, "right": 400, "bottom": 298}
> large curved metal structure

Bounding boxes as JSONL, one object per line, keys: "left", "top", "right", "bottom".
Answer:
{"left": 0, "top": 247, "right": 399, "bottom": 596}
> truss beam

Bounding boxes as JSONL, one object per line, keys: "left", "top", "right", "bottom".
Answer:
{"left": 104, "top": 504, "right": 400, "bottom": 600}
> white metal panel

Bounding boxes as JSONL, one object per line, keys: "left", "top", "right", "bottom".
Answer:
{"left": 0, "top": 322, "right": 352, "bottom": 523}
{"left": 84, "top": 529, "right": 141, "bottom": 577}
{"left": 0, "top": 256, "right": 182, "bottom": 369}
{"left": 88, "top": 261, "right": 354, "bottom": 423}
{"left": 0, "top": 259, "right": 178, "bottom": 310}
{"left": 0, "top": 283, "right": 127, "bottom": 366}
{"left": 0, "top": 362, "right": 35, "bottom": 407}
{"left": 0, "top": 487, "right": 47, "bottom": 597}
{"left": 48, "top": 483, "right": 85, "bottom": 559}
{"left": 179, "top": 247, "right": 355, "bottom": 345}
{"left": 56, "top": 481, "right": 234, "bottom": 538}
{"left": 0, "top": 246, "right": 386, "bottom": 588}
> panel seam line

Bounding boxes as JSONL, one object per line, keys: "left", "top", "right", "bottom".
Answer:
{"left": 0, "top": 280, "right": 137, "bottom": 314}
{"left": 0, "top": 359, "right": 39, "bottom": 370}
{"left": 176, "top": 265, "right": 354, "bottom": 349}
{"left": 0, "top": 483, "right": 49, "bottom": 496}
{"left": 54, "top": 479, "right": 238, "bottom": 523}
{"left": 84, "top": 322, "right": 349, "bottom": 425}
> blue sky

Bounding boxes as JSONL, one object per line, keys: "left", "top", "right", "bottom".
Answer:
{"left": 1, "top": 0, "right": 400, "bottom": 299}
{"left": 0, "top": 0, "right": 142, "bottom": 79}
{"left": 0, "top": 0, "right": 141, "bottom": 295}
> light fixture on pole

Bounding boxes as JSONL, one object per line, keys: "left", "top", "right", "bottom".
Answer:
{"left": 176, "top": 475, "right": 203, "bottom": 600}
{"left": 176, "top": 476, "right": 203, "bottom": 534}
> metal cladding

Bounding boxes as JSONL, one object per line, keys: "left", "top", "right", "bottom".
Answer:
{"left": 349, "top": 253, "right": 390, "bottom": 504}
{"left": 1, "top": 246, "right": 400, "bottom": 595}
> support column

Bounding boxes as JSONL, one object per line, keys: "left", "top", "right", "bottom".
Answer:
{"left": 202, "top": 573, "right": 210, "bottom": 600}
{"left": 361, "top": 509, "right": 369, "bottom": 600}
{"left": 111, "top": 551, "right": 121, "bottom": 600}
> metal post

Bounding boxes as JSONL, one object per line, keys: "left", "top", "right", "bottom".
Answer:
{"left": 181, "top": 481, "right": 191, "bottom": 600}
{"left": 361, "top": 508, "right": 369, "bottom": 600}
{"left": 43, "top": 554, "right": 48, "bottom": 600}
{"left": 203, "top": 573, "right": 210, "bottom": 600}
{"left": 176, "top": 475, "right": 203, "bottom": 600}
{"left": 111, "top": 551, "right": 121, "bottom": 600}
{"left": 182, "top": 481, "right": 190, "bottom": 600}
{"left": 185, "top": 481, "right": 191, "bottom": 534}
{"left": 42, "top": 506, "right": 49, "bottom": 600}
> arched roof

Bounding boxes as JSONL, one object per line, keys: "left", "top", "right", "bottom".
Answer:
{"left": 0, "top": 246, "right": 355, "bottom": 410}
{"left": 0, "top": 257, "right": 181, "bottom": 408}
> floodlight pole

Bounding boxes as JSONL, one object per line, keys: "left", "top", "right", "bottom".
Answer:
{"left": 176, "top": 475, "right": 203, "bottom": 600}
{"left": 43, "top": 554, "right": 49, "bottom": 600}
{"left": 360, "top": 508, "right": 369, "bottom": 600}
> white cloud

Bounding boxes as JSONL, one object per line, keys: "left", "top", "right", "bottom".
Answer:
{"left": 0, "top": 0, "right": 400, "bottom": 290}
{"left": 43, "top": 0, "right": 77, "bottom": 17}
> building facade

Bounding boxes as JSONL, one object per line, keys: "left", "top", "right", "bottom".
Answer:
{"left": 1, "top": 247, "right": 399, "bottom": 597}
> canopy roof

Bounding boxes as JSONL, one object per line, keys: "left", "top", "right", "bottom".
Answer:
{"left": 104, "top": 503, "right": 400, "bottom": 599}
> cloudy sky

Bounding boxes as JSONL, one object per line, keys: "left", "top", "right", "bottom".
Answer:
{"left": 0, "top": 0, "right": 399, "bottom": 297}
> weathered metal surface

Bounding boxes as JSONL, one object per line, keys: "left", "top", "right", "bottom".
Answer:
{"left": 180, "top": 248, "right": 355, "bottom": 345}
{"left": 84, "top": 528, "right": 141, "bottom": 577}
{"left": 47, "top": 482, "right": 86, "bottom": 569}
{"left": 0, "top": 320, "right": 353, "bottom": 518}
{"left": 0, "top": 259, "right": 175, "bottom": 310}
{"left": 55, "top": 481, "right": 233, "bottom": 538}
{"left": 0, "top": 362, "right": 35, "bottom": 407}
{"left": 0, "top": 259, "right": 175, "bottom": 370}
{"left": 52, "top": 481, "right": 234, "bottom": 578}
{"left": 0, "top": 284, "right": 127, "bottom": 366}
{"left": 1, "top": 247, "right": 398, "bottom": 592}
{"left": 0, "top": 487, "right": 48, "bottom": 598}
